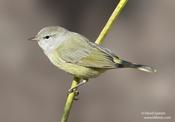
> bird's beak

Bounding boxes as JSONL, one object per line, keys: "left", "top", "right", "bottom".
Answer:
{"left": 28, "top": 36, "right": 38, "bottom": 41}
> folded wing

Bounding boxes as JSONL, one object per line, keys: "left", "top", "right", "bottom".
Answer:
{"left": 56, "top": 32, "right": 120, "bottom": 69}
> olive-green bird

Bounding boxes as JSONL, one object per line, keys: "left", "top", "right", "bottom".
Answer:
{"left": 30, "top": 26, "right": 156, "bottom": 92}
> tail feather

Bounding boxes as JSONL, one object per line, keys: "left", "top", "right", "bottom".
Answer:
{"left": 117, "top": 60, "right": 157, "bottom": 73}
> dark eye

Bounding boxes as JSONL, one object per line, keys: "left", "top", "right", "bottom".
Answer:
{"left": 43, "top": 36, "right": 50, "bottom": 39}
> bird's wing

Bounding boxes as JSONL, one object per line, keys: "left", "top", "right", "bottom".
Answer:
{"left": 56, "top": 32, "right": 119, "bottom": 69}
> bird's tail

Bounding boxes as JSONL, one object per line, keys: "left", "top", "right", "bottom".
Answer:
{"left": 117, "top": 60, "right": 157, "bottom": 73}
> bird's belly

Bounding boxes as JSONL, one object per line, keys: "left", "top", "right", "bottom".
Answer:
{"left": 47, "top": 53, "right": 104, "bottom": 79}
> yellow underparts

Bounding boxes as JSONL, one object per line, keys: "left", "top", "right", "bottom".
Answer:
{"left": 47, "top": 51, "right": 106, "bottom": 79}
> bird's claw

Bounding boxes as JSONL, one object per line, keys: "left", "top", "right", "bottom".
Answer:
{"left": 68, "top": 88, "right": 79, "bottom": 100}
{"left": 68, "top": 87, "right": 76, "bottom": 93}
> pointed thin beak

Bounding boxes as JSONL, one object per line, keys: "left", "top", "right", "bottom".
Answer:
{"left": 28, "top": 36, "right": 38, "bottom": 41}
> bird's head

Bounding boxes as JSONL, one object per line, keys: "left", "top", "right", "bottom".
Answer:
{"left": 29, "top": 26, "right": 68, "bottom": 52}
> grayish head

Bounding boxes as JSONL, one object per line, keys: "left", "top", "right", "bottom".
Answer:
{"left": 30, "top": 26, "right": 68, "bottom": 54}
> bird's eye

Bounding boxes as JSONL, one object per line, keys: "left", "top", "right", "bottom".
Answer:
{"left": 43, "top": 36, "right": 50, "bottom": 39}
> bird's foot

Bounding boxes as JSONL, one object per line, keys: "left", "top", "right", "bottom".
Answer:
{"left": 68, "top": 88, "right": 79, "bottom": 100}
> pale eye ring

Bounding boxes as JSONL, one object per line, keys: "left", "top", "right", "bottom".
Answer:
{"left": 43, "top": 36, "right": 50, "bottom": 39}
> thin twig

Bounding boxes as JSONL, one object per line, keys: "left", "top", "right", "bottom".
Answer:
{"left": 60, "top": 77, "right": 80, "bottom": 122}
{"left": 60, "top": 0, "right": 128, "bottom": 122}
{"left": 95, "top": 0, "right": 128, "bottom": 44}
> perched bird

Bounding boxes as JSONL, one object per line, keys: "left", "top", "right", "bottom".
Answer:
{"left": 29, "top": 26, "right": 156, "bottom": 92}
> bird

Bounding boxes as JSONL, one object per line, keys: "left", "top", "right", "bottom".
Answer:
{"left": 29, "top": 26, "right": 156, "bottom": 92}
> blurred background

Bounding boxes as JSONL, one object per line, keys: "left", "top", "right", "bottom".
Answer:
{"left": 0, "top": 0, "right": 175, "bottom": 122}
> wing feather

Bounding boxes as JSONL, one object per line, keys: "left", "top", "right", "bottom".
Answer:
{"left": 56, "top": 32, "right": 118, "bottom": 68}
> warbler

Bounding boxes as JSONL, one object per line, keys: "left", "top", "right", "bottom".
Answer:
{"left": 29, "top": 26, "right": 156, "bottom": 92}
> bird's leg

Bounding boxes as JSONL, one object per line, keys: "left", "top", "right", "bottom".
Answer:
{"left": 68, "top": 79, "right": 89, "bottom": 93}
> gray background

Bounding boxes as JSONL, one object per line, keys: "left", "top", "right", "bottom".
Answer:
{"left": 0, "top": 0, "right": 175, "bottom": 122}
